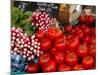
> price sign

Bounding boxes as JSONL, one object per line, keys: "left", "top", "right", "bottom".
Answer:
{"left": 14, "top": 1, "right": 59, "bottom": 17}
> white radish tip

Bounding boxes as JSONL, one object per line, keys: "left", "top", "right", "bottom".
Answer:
{"left": 28, "top": 57, "right": 31, "bottom": 60}
{"left": 23, "top": 55, "right": 26, "bottom": 58}
{"left": 14, "top": 47, "right": 18, "bottom": 51}
{"left": 24, "top": 44, "right": 28, "bottom": 47}
{"left": 24, "top": 48, "right": 27, "bottom": 51}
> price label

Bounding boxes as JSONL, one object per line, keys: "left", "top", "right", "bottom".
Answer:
{"left": 14, "top": 1, "right": 59, "bottom": 17}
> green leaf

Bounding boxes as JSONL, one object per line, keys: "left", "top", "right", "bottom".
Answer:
{"left": 11, "top": 7, "right": 24, "bottom": 27}
{"left": 24, "top": 11, "right": 32, "bottom": 19}
{"left": 25, "top": 29, "right": 33, "bottom": 36}
{"left": 11, "top": 6, "right": 38, "bottom": 36}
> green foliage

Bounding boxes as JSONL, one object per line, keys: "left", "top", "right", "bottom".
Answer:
{"left": 11, "top": 7, "right": 36, "bottom": 36}
{"left": 24, "top": 11, "right": 32, "bottom": 19}
{"left": 11, "top": 7, "right": 24, "bottom": 27}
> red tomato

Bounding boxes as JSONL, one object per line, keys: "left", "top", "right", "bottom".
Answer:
{"left": 89, "top": 37, "right": 96, "bottom": 45}
{"left": 72, "top": 26, "right": 82, "bottom": 38}
{"left": 91, "top": 28, "right": 96, "bottom": 37}
{"left": 66, "top": 34, "right": 73, "bottom": 40}
{"left": 40, "top": 38, "right": 52, "bottom": 52}
{"left": 74, "top": 26, "right": 81, "bottom": 32}
{"left": 50, "top": 47, "right": 57, "bottom": 55}
{"left": 92, "top": 64, "right": 96, "bottom": 69}
{"left": 77, "top": 44, "right": 88, "bottom": 57}
{"left": 82, "top": 56, "right": 94, "bottom": 69}
{"left": 73, "top": 64, "right": 84, "bottom": 70}
{"left": 25, "top": 63, "right": 39, "bottom": 73}
{"left": 82, "top": 36, "right": 91, "bottom": 42}
{"left": 65, "top": 50, "right": 71, "bottom": 54}
{"left": 81, "top": 41, "right": 88, "bottom": 46}
{"left": 58, "top": 64, "right": 72, "bottom": 71}
{"left": 72, "top": 29, "right": 75, "bottom": 33}
{"left": 82, "top": 26, "right": 90, "bottom": 35}
{"left": 60, "top": 35, "right": 67, "bottom": 40}
{"left": 86, "top": 15, "right": 94, "bottom": 25}
{"left": 38, "top": 53, "right": 51, "bottom": 66}
{"left": 76, "top": 29, "right": 84, "bottom": 39}
{"left": 78, "top": 15, "right": 86, "bottom": 24}
{"left": 57, "top": 35, "right": 67, "bottom": 41}
{"left": 36, "top": 29, "right": 46, "bottom": 41}
{"left": 81, "top": 36, "right": 91, "bottom": 46}
{"left": 54, "top": 37, "right": 67, "bottom": 51}
{"left": 42, "top": 60, "right": 57, "bottom": 72}
{"left": 48, "top": 27, "right": 63, "bottom": 40}
{"left": 67, "top": 37, "right": 79, "bottom": 51}
{"left": 54, "top": 51, "right": 65, "bottom": 64}
{"left": 80, "top": 24, "right": 87, "bottom": 29}
{"left": 89, "top": 44, "right": 96, "bottom": 56}
{"left": 65, "top": 52, "right": 78, "bottom": 66}
{"left": 72, "top": 26, "right": 84, "bottom": 38}
{"left": 78, "top": 31, "right": 84, "bottom": 39}
{"left": 64, "top": 25, "right": 72, "bottom": 32}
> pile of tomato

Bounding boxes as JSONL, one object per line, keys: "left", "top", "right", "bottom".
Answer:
{"left": 25, "top": 15, "right": 96, "bottom": 73}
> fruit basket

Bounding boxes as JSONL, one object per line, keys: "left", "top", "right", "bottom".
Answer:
{"left": 11, "top": 1, "right": 96, "bottom": 74}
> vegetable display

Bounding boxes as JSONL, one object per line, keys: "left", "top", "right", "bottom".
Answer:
{"left": 11, "top": 2, "right": 96, "bottom": 74}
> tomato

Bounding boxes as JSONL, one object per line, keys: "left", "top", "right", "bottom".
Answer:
{"left": 82, "top": 36, "right": 91, "bottom": 42}
{"left": 77, "top": 44, "right": 88, "bottom": 57}
{"left": 76, "top": 29, "right": 84, "bottom": 39}
{"left": 42, "top": 60, "right": 57, "bottom": 72}
{"left": 25, "top": 63, "right": 39, "bottom": 73}
{"left": 60, "top": 35, "right": 67, "bottom": 40}
{"left": 81, "top": 41, "right": 88, "bottom": 46}
{"left": 66, "top": 34, "right": 73, "bottom": 40}
{"left": 72, "top": 28, "right": 75, "bottom": 33}
{"left": 89, "top": 44, "right": 96, "bottom": 56}
{"left": 74, "top": 26, "right": 80, "bottom": 32}
{"left": 58, "top": 64, "right": 72, "bottom": 71}
{"left": 40, "top": 38, "right": 52, "bottom": 52}
{"left": 89, "top": 37, "right": 96, "bottom": 45}
{"left": 66, "top": 37, "right": 79, "bottom": 51}
{"left": 91, "top": 28, "right": 96, "bottom": 37}
{"left": 92, "top": 64, "right": 96, "bottom": 69}
{"left": 36, "top": 29, "right": 46, "bottom": 41}
{"left": 82, "top": 26, "right": 90, "bottom": 35}
{"left": 64, "top": 25, "right": 72, "bottom": 32}
{"left": 38, "top": 53, "right": 51, "bottom": 66}
{"left": 54, "top": 51, "right": 65, "bottom": 64}
{"left": 82, "top": 56, "right": 94, "bottom": 69}
{"left": 54, "top": 37, "right": 67, "bottom": 51}
{"left": 50, "top": 47, "right": 57, "bottom": 55}
{"left": 86, "top": 15, "right": 94, "bottom": 25}
{"left": 65, "top": 52, "right": 78, "bottom": 66}
{"left": 78, "top": 31, "right": 84, "bottom": 39}
{"left": 48, "top": 27, "right": 63, "bottom": 40}
{"left": 65, "top": 50, "right": 71, "bottom": 54}
{"left": 72, "top": 35, "right": 80, "bottom": 40}
{"left": 80, "top": 24, "right": 87, "bottom": 29}
{"left": 78, "top": 15, "right": 86, "bottom": 24}
{"left": 80, "top": 24, "right": 90, "bottom": 36}
{"left": 72, "top": 26, "right": 83, "bottom": 38}
{"left": 81, "top": 36, "right": 91, "bottom": 46}
{"left": 73, "top": 64, "right": 84, "bottom": 70}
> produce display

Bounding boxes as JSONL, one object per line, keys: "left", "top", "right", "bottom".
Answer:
{"left": 11, "top": 1, "right": 96, "bottom": 74}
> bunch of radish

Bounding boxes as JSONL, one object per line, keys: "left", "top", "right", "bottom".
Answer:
{"left": 11, "top": 27, "right": 43, "bottom": 61}
{"left": 30, "top": 11, "right": 58, "bottom": 31}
